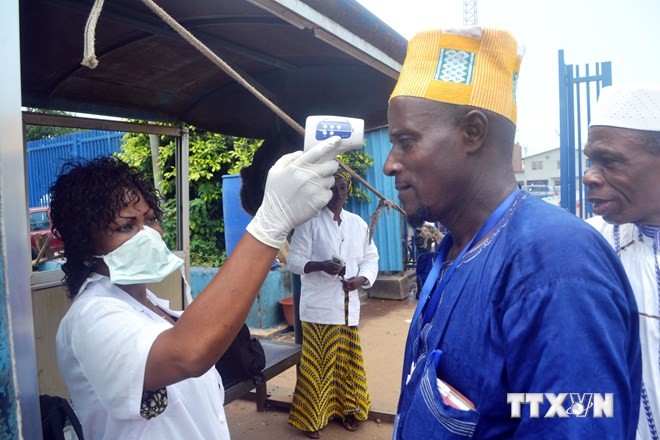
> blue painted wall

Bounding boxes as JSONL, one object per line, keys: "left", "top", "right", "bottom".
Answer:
{"left": 346, "top": 127, "right": 404, "bottom": 272}
{"left": 190, "top": 266, "right": 293, "bottom": 329}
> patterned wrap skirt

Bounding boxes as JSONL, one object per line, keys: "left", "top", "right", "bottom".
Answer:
{"left": 287, "top": 302, "right": 370, "bottom": 432}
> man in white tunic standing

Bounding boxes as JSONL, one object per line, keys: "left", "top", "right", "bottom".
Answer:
{"left": 286, "top": 171, "right": 379, "bottom": 438}
{"left": 584, "top": 85, "right": 660, "bottom": 440}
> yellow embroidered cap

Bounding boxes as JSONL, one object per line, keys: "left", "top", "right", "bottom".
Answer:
{"left": 390, "top": 26, "right": 525, "bottom": 124}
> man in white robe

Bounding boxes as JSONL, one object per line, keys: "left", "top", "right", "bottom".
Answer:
{"left": 585, "top": 85, "right": 660, "bottom": 440}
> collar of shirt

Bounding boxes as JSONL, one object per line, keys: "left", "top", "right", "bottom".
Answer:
{"left": 322, "top": 206, "right": 344, "bottom": 223}
{"left": 78, "top": 274, "right": 182, "bottom": 320}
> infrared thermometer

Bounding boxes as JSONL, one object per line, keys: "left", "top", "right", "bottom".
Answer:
{"left": 303, "top": 115, "right": 364, "bottom": 151}
{"left": 331, "top": 254, "right": 346, "bottom": 267}
{"left": 332, "top": 254, "right": 347, "bottom": 280}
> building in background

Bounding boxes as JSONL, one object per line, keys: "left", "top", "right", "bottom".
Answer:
{"left": 514, "top": 147, "right": 587, "bottom": 188}
{"left": 515, "top": 148, "right": 561, "bottom": 187}
{"left": 512, "top": 142, "right": 523, "bottom": 173}
{"left": 514, "top": 147, "right": 589, "bottom": 215}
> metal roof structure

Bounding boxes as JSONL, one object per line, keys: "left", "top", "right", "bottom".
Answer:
{"left": 20, "top": 0, "right": 407, "bottom": 139}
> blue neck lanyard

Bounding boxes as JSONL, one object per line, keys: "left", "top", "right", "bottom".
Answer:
{"left": 417, "top": 190, "right": 519, "bottom": 327}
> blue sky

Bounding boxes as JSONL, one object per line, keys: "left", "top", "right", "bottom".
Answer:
{"left": 356, "top": 0, "right": 660, "bottom": 156}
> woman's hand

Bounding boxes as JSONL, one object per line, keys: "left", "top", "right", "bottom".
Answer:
{"left": 247, "top": 136, "right": 361, "bottom": 249}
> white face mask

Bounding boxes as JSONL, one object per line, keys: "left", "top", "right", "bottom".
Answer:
{"left": 95, "top": 225, "right": 184, "bottom": 285}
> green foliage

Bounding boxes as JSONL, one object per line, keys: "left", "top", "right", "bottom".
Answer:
{"left": 189, "top": 237, "right": 227, "bottom": 267}
{"left": 24, "top": 108, "right": 81, "bottom": 141}
{"left": 188, "top": 198, "right": 226, "bottom": 267}
{"left": 118, "top": 125, "right": 375, "bottom": 267}
{"left": 159, "top": 199, "right": 177, "bottom": 250}
{"left": 119, "top": 132, "right": 153, "bottom": 172}
{"left": 118, "top": 126, "right": 261, "bottom": 267}
{"left": 227, "top": 137, "right": 262, "bottom": 174}
{"left": 338, "top": 149, "right": 375, "bottom": 203}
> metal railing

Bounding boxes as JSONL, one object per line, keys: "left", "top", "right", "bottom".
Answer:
{"left": 26, "top": 130, "right": 124, "bottom": 207}
{"left": 558, "top": 49, "right": 612, "bottom": 218}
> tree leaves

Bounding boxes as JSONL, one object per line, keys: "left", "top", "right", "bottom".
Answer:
{"left": 119, "top": 127, "right": 260, "bottom": 267}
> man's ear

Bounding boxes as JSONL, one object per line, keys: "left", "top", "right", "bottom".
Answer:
{"left": 460, "top": 110, "right": 488, "bottom": 153}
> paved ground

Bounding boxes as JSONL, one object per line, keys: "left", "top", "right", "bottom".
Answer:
{"left": 224, "top": 294, "right": 418, "bottom": 440}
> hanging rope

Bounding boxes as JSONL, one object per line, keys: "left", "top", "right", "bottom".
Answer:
{"left": 81, "top": 0, "right": 105, "bottom": 69}
{"left": 369, "top": 199, "right": 400, "bottom": 241}
{"left": 145, "top": 0, "right": 304, "bottom": 135}
{"left": 80, "top": 0, "right": 406, "bottom": 232}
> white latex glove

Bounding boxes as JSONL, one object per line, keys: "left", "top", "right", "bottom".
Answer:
{"left": 247, "top": 136, "right": 357, "bottom": 249}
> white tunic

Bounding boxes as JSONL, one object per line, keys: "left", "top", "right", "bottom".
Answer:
{"left": 588, "top": 216, "right": 659, "bottom": 440}
{"left": 56, "top": 274, "right": 230, "bottom": 439}
{"left": 287, "top": 207, "right": 379, "bottom": 325}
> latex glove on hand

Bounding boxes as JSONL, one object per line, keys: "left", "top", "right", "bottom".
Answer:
{"left": 247, "top": 136, "right": 359, "bottom": 249}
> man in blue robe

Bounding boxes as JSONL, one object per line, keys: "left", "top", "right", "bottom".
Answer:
{"left": 383, "top": 26, "right": 641, "bottom": 439}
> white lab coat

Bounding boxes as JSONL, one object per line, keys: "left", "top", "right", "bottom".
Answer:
{"left": 56, "top": 274, "right": 230, "bottom": 439}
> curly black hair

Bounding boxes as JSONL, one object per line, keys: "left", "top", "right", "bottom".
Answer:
{"left": 49, "top": 157, "right": 162, "bottom": 298}
{"left": 239, "top": 128, "right": 302, "bottom": 216}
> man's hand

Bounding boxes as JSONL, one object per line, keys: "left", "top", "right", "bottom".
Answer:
{"left": 321, "top": 260, "right": 344, "bottom": 276}
{"left": 341, "top": 276, "right": 367, "bottom": 292}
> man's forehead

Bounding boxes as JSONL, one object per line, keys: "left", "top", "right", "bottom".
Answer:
{"left": 388, "top": 96, "right": 454, "bottom": 125}
{"left": 586, "top": 126, "right": 647, "bottom": 152}
{"left": 389, "top": 96, "right": 450, "bottom": 110}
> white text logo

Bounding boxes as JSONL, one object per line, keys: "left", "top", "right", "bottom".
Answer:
{"left": 506, "top": 393, "right": 614, "bottom": 418}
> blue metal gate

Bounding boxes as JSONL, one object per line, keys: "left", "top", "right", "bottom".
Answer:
{"left": 557, "top": 49, "right": 612, "bottom": 218}
{"left": 26, "top": 130, "right": 124, "bottom": 207}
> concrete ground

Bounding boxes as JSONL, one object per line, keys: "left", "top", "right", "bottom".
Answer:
{"left": 224, "top": 294, "right": 418, "bottom": 440}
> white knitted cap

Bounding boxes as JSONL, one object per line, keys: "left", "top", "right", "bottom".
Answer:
{"left": 590, "top": 85, "right": 660, "bottom": 131}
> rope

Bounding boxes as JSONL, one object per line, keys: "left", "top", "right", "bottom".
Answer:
{"left": 139, "top": 0, "right": 304, "bottom": 135}
{"left": 81, "top": 0, "right": 105, "bottom": 68}
{"left": 79, "top": 0, "right": 405, "bottom": 221}
{"left": 368, "top": 199, "right": 401, "bottom": 241}
{"left": 337, "top": 160, "right": 405, "bottom": 216}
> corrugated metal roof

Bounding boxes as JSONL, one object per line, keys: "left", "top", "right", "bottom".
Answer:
{"left": 19, "top": 0, "right": 408, "bottom": 269}
{"left": 20, "top": 0, "right": 407, "bottom": 139}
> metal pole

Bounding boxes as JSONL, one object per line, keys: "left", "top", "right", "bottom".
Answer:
{"left": 0, "top": 0, "right": 42, "bottom": 435}
{"left": 558, "top": 50, "right": 571, "bottom": 212}
{"left": 576, "top": 65, "right": 585, "bottom": 218}
{"left": 566, "top": 66, "right": 577, "bottom": 215}
{"left": 176, "top": 126, "right": 191, "bottom": 307}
